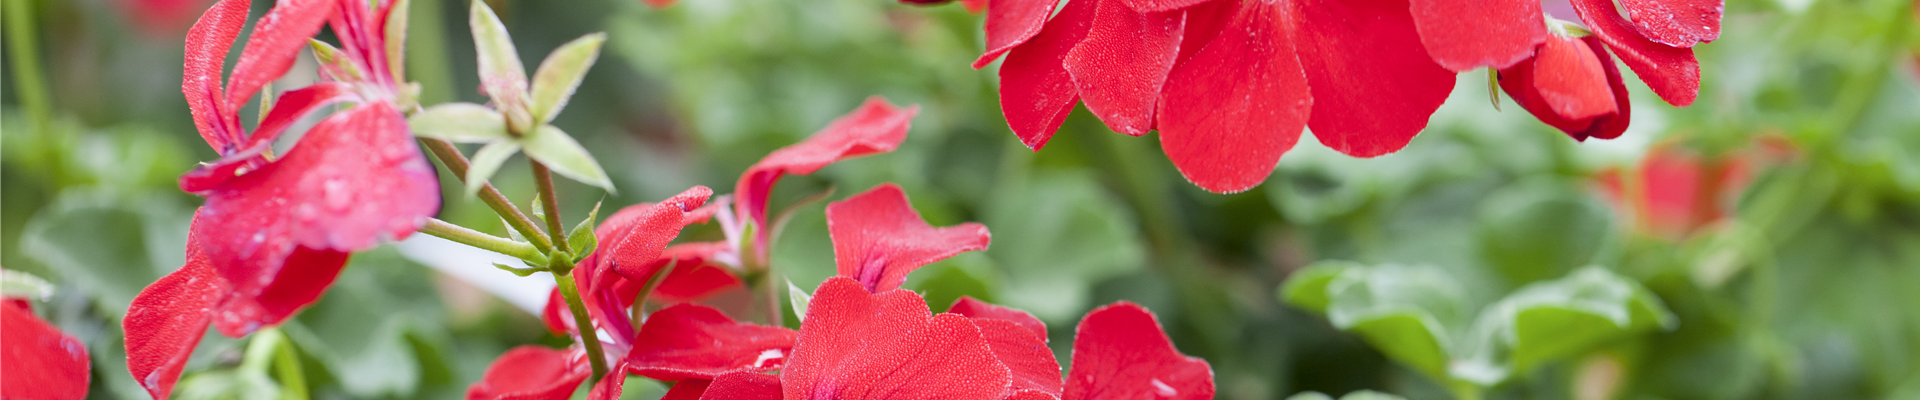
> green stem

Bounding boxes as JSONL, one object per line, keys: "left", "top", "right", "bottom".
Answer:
{"left": 552, "top": 267, "right": 610, "bottom": 378}
{"left": 5, "top": 0, "right": 51, "bottom": 129}
{"left": 531, "top": 161, "right": 572, "bottom": 255}
{"left": 632, "top": 260, "right": 678, "bottom": 328}
{"left": 418, "top": 218, "right": 546, "bottom": 263}
{"left": 271, "top": 331, "right": 309, "bottom": 400}
{"left": 418, "top": 137, "right": 554, "bottom": 251}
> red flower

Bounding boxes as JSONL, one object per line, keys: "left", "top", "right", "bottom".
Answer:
{"left": 677, "top": 278, "right": 1211, "bottom": 400}
{"left": 827, "top": 183, "right": 992, "bottom": 293}
{"left": 126, "top": 0, "right": 439, "bottom": 398}
{"left": 970, "top": 0, "right": 1720, "bottom": 193}
{"left": 1595, "top": 139, "right": 1787, "bottom": 239}
{"left": 733, "top": 97, "right": 919, "bottom": 264}
{"left": 2, "top": 300, "right": 91, "bottom": 400}
{"left": 466, "top": 346, "right": 593, "bottom": 400}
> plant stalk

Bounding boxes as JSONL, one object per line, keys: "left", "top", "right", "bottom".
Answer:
{"left": 531, "top": 161, "right": 572, "bottom": 255}
{"left": 552, "top": 267, "right": 610, "bottom": 378}
{"left": 418, "top": 137, "right": 554, "bottom": 252}
{"left": 418, "top": 218, "right": 546, "bottom": 263}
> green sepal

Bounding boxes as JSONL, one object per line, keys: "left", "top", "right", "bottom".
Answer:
{"left": 407, "top": 103, "right": 509, "bottom": 143}
{"left": 464, "top": 141, "right": 521, "bottom": 196}
{"left": 521, "top": 125, "right": 614, "bottom": 192}
{"left": 493, "top": 262, "right": 547, "bottom": 277}
{"left": 309, "top": 39, "right": 365, "bottom": 82}
{"left": 568, "top": 199, "right": 602, "bottom": 263}
{"left": 787, "top": 280, "right": 811, "bottom": 323}
{"left": 528, "top": 33, "right": 605, "bottom": 125}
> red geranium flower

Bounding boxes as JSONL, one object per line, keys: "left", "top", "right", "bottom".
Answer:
{"left": 1594, "top": 138, "right": 1792, "bottom": 239}
{"left": 969, "top": 0, "right": 1721, "bottom": 193}
{"left": 2, "top": 298, "right": 91, "bottom": 400}
{"left": 125, "top": 0, "right": 439, "bottom": 398}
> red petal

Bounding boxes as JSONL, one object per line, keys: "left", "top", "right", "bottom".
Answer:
{"left": 697, "top": 372, "right": 783, "bottom": 400}
{"left": 209, "top": 245, "right": 348, "bottom": 336}
{"left": 1533, "top": 34, "right": 1617, "bottom": 121}
{"left": 1, "top": 302, "right": 91, "bottom": 400}
{"left": 1571, "top": 0, "right": 1699, "bottom": 106}
{"left": 1497, "top": 36, "right": 1631, "bottom": 141}
{"left": 975, "top": 319, "right": 1063, "bottom": 397}
{"left": 974, "top": 0, "right": 1063, "bottom": 68}
{"left": 1295, "top": 0, "right": 1455, "bottom": 157}
{"left": 784, "top": 277, "right": 1011, "bottom": 400}
{"left": 650, "top": 244, "right": 746, "bottom": 303}
{"left": 1617, "top": 0, "right": 1722, "bottom": 47}
{"left": 1408, "top": 0, "right": 1547, "bottom": 71}
{"left": 1063, "top": 0, "right": 1183, "bottom": 136}
{"left": 609, "top": 187, "right": 714, "bottom": 281}
{"left": 961, "top": 0, "right": 989, "bottom": 13}
{"left": 734, "top": 97, "right": 917, "bottom": 248}
{"left": 221, "top": 0, "right": 335, "bottom": 117}
{"left": 1063, "top": 302, "right": 1213, "bottom": 400}
{"left": 541, "top": 288, "right": 571, "bottom": 336}
{"left": 586, "top": 365, "right": 627, "bottom": 400}
{"left": 827, "top": 184, "right": 991, "bottom": 293}
{"left": 996, "top": 0, "right": 1097, "bottom": 150}
{"left": 182, "top": 0, "right": 250, "bottom": 151}
{"left": 1156, "top": 0, "right": 1310, "bottom": 194}
{"left": 178, "top": 82, "right": 359, "bottom": 193}
{"left": 948, "top": 296, "right": 1047, "bottom": 341}
{"left": 466, "top": 346, "right": 591, "bottom": 400}
{"left": 125, "top": 242, "right": 225, "bottom": 400}
{"left": 1121, "top": 0, "right": 1218, "bottom": 13}
{"left": 660, "top": 379, "right": 711, "bottom": 400}
{"left": 1010, "top": 390, "right": 1063, "bottom": 400}
{"left": 627, "top": 304, "right": 798, "bottom": 381}
{"left": 190, "top": 104, "right": 437, "bottom": 333}
{"left": 1172, "top": 0, "right": 1239, "bottom": 66}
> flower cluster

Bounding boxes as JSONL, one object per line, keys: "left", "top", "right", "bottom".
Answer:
{"left": 462, "top": 99, "right": 1212, "bottom": 400}
{"left": 951, "top": 0, "right": 1722, "bottom": 193}
{"left": 126, "top": 0, "right": 439, "bottom": 397}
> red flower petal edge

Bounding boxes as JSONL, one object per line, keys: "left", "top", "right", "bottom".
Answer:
{"left": 1571, "top": 0, "right": 1699, "bottom": 107}
{"left": 181, "top": 0, "right": 249, "bottom": 151}
{"left": 827, "top": 184, "right": 991, "bottom": 293}
{"left": 696, "top": 372, "right": 782, "bottom": 400}
{"left": 996, "top": 0, "right": 1097, "bottom": 150}
{"left": 948, "top": 296, "right": 1047, "bottom": 341}
{"left": 587, "top": 365, "right": 627, "bottom": 400}
{"left": 609, "top": 186, "right": 713, "bottom": 281}
{"left": 975, "top": 0, "right": 1063, "bottom": 68}
{"left": 784, "top": 277, "right": 1011, "bottom": 400}
{"left": 125, "top": 241, "right": 225, "bottom": 400}
{"left": 219, "top": 0, "right": 334, "bottom": 117}
{"left": 1063, "top": 0, "right": 1183, "bottom": 136}
{"left": 1063, "top": 302, "right": 1214, "bottom": 400}
{"left": 1294, "top": 0, "right": 1455, "bottom": 157}
{"left": 466, "top": 346, "right": 592, "bottom": 400}
{"left": 1, "top": 301, "right": 91, "bottom": 400}
{"left": 627, "top": 303, "right": 798, "bottom": 381}
{"left": 1156, "top": 0, "right": 1310, "bottom": 194}
{"left": 1407, "top": 0, "right": 1547, "bottom": 71}
{"left": 975, "top": 319, "right": 1064, "bottom": 397}
{"left": 734, "top": 97, "right": 917, "bottom": 248}
{"left": 1616, "top": 0, "right": 1722, "bottom": 47}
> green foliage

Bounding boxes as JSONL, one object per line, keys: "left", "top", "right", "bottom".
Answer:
{"left": 1283, "top": 262, "right": 1675, "bottom": 391}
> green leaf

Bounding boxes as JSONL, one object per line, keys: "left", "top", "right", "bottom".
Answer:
{"left": 1476, "top": 180, "right": 1613, "bottom": 285}
{"left": 493, "top": 262, "right": 546, "bottom": 277}
{"left": 466, "top": 0, "right": 530, "bottom": 130}
{"left": 384, "top": 0, "right": 409, "bottom": 86}
{"left": 568, "top": 200, "right": 602, "bottom": 262}
{"left": 521, "top": 125, "right": 614, "bottom": 192}
{"left": 984, "top": 171, "right": 1144, "bottom": 323}
{"left": 787, "top": 280, "right": 811, "bottom": 323}
{"left": 173, "top": 369, "right": 280, "bottom": 400}
{"left": 19, "top": 189, "right": 189, "bottom": 314}
{"left": 464, "top": 140, "right": 521, "bottom": 196}
{"left": 1322, "top": 264, "right": 1470, "bottom": 379}
{"left": 1279, "top": 260, "right": 1356, "bottom": 313}
{"left": 0, "top": 270, "right": 53, "bottom": 301}
{"left": 407, "top": 103, "right": 509, "bottom": 142}
{"left": 1476, "top": 267, "right": 1676, "bottom": 373}
{"left": 502, "top": 218, "right": 526, "bottom": 242}
{"left": 528, "top": 33, "right": 605, "bottom": 125}
{"left": 308, "top": 39, "right": 365, "bottom": 82}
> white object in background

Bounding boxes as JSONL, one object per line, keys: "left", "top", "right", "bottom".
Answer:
{"left": 396, "top": 234, "right": 555, "bottom": 315}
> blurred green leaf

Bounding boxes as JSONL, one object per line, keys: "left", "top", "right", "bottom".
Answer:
{"left": 788, "top": 280, "right": 811, "bottom": 323}
{"left": 522, "top": 125, "right": 615, "bottom": 192}
{"left": 1321, "top": 264, "right": 1467, "bottom": 379}
{"left": 1474, "top": 267, "right": 1676, "bottom": 374}
{"left": 0, "top": 269, "right": 53, "bottom": 301}
{"left": 985, "top": 170, "right": 1144, "bottom": 323}
{"left": 409, "top": 103, "right": 509, "bottom": 143}
{"left": 465, "top": 140, "right": 522, "bottom": 195}
{"left": 1278, "top": 261, "right": 1354, "bottom": 313}
{"left": 173, "top": 369, "right": 280, "bottom": 400}
{"left": 529, "top": 33, "right": 606, "bottom": 125}
{"left": 286, "top": 249, "right": 449, "bottom": 398}
{"left": 1477, "top": 180, "right": 1614, "bottom": 285}
{"left": 1285, "top": 390, "right": 1407, "bottom": 400}
{"left": 19, "top": 189, "right": 189, "bottom": 313}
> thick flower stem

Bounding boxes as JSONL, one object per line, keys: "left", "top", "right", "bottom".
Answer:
{"left": 530, "top": 161, "right": 572, "bottom": 255}
{"left": 552, "top": 268, "right": 610, "bottom": 378}
{"left": 418, "top": 218, "right": 547, "bottom": 263}
{"left": 417, "top": 137, "right": 554, "bottom": 252}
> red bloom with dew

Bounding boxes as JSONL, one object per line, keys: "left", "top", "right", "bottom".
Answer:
{"left": 964, "top": 0, "right": 1722, "bottom": 193}
{"left": 125, "top": 0, "right": 439, "bottom": 398}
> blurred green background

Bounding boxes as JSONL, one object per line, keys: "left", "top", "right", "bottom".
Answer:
{"left": 4, "top": 0, "right": 1919, "bottom": 398}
